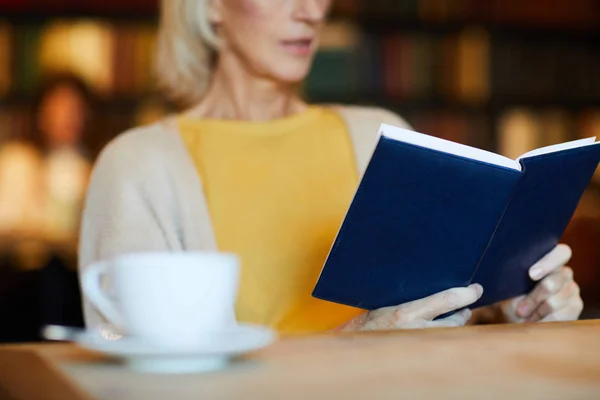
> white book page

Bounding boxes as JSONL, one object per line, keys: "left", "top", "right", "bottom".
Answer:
{"left": 517, "top": 137, "right": 598, "bottom": 160}
{"left": 380, "top": 124, "right": 521, "bottom": 171}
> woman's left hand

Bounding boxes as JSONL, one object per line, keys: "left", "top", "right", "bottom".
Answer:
{"left": 500, "top": 244, "right": 583, "bottom": 323}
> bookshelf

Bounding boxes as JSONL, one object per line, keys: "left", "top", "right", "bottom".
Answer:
{"left": 0, "top": 0, "right": 598, "bottom": 160}
{"left": 312, "top": 1, "right": 599, "bottom": 155}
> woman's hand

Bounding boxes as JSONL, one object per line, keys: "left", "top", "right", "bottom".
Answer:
{"left": 337, "top": 284, "right": 483, "bottom": 331}
{"left": 500, "top": 244, "right": 583, "bottom": 323}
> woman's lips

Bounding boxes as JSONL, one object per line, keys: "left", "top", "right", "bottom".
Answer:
{"left": 280, "top": 39, "right": 314, "bottom": 56}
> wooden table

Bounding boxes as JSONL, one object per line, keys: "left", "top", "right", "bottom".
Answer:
{"left": 2, "top": 320, "right": 600, "bottom": 400}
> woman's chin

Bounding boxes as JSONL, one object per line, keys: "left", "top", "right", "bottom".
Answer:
{"left": 261, "top": 59, "right": 311, "bottom": 85}
{"left": 270, "top": 70, "right": 311, "bottom": 86}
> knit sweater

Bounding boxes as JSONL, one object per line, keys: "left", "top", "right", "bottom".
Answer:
{"left": 78, "top": 105, "right": 411, "bottom": 328}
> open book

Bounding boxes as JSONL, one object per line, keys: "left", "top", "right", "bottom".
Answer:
{"left": 383, "top": 125, "right": 599, "bottom": 171}
{"left": 313, "top": 124, "right": 600, "bottom": 310}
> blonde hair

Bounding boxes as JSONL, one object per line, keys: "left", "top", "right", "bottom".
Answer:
{"left": 155, "top": 0, "right": 220, "bottom": 106}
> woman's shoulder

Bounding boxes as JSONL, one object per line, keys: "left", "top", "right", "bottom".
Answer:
{"left": 333, "top": 104, "right": 413, "bottom": 131}
{"left": 88, "top": 116, "right": 188, "bottom": 191}
{"left": 328, "top": 105, "right": 414, "bottom": 173}
{"left": 94, "top": 117, "right": 180, "bottom": 172}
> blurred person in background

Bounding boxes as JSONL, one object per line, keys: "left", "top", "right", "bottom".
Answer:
{"left": 33, "top": 72, "right": 93, "bottom": 243}
{"left": 0, "top": 72, "right": 92, "bottom": 245}
{"left": 79, "top": 0, "right": 583, "bottom": 335}
{"left": 0, "top": 72, "right": 91, "bottom": 341}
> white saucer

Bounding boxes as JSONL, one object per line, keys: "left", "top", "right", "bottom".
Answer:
{"left": 75, "top": 323, "right": 276, "bottom": 374}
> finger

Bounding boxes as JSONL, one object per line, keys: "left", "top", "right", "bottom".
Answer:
{"left": 540, "top": 297, "right": 584, "bottom": 323}
{"left": 529, "top": 244, "right": 572, "bottom": 281}
{"left": 528, "top": 281, "right": 579, "bottom": 322}
{"left": 440, "top": 308, "right": 472, "bottom": 325}
{"left": 500, "top": 295, "right": 526, "bottom": 323}
{"left": 516, "top": 267, "right": 573, "bottom": 319}
{"left": 428, "top": 309, "right": 472, "bottom": 328}
{"left": 407, "top": 284, "right": 483, "bottom": 321}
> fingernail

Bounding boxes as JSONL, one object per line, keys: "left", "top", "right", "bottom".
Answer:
{"left": 530, "top": 265, "right": 544, "bottom": 280}
{"left": 517, "top": 301, "right": 531, "bottom": 318}
{"left": 462, "top": 308, "right": 472, "bottom": 320}
{"left": 470, "top": 284, "right": 483, "bottom": 297}
{"left": 544, "top": 278, "right": 556, "bottom": 292}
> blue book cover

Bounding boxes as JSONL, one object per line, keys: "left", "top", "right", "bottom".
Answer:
{"left": 312, "top": 124, "right": 600, "bottom": 311}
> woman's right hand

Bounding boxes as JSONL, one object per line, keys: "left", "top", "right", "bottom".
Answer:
{"left": 337, "top": 283, "right": 483, "bottom": 331}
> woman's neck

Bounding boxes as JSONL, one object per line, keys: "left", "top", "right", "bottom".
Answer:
{"left": 185, "top": 53, "right": 307, "bottom": 122}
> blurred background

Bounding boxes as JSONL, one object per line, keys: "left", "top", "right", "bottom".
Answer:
{"left": 0, "top": 0, "right": 598, "bottom": 342}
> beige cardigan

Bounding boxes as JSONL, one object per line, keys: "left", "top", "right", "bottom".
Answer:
{"left": 78, "top": 105, "right": 411, "bottom": 327}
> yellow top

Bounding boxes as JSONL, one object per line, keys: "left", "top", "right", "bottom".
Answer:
{"left": 178, "top": 106, "right": 364, "bottom": 334}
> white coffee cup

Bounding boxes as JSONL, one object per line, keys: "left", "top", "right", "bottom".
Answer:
{"left": 82, "top": 252, "right": 240, "bottom": 349}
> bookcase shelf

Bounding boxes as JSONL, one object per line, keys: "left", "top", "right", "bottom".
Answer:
{"left": 4, "top": 13, "right": 157, "bottom": 23}
{"left": 7, "top": 13, "right": 596, "bottom": 40}
{"left": 0, "top": 0, "right": 157, "bottom": 15}
{"left": 0, "top": 0, "right": 598, "bottom": 157}
{"left": 335, "top": 17, "right": 599, "bottom": 40}
{"left": 308, "top": 93, "right": 600, "bottom": 111}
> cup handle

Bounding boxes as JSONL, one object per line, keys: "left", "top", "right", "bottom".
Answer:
{"left": 82, "top": 260, "right": 125, "bottom": 328}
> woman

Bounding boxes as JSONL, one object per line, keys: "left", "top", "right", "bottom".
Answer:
{"left": 0, "top": 73, "right": 93, "bottom": 242}
{"left": 34, "top": 73, "right": 94, "bottom": 241}
{"left": 79, "top": 0, "right": 582, "bottom": 334}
